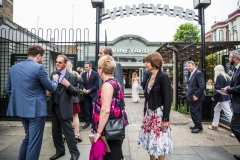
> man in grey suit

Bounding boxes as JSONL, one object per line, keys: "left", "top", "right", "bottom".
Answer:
{"left": 6, "top": 45, "right": 59, "bottom": 160}
{"left": 185, "top": 61, "right": 205, "bottom": 133}
{"left": 222, "top": 50, "right": 240, "bottom": 160}
{"left": 49, "top": 55, "right": 80, "bottom": 160}
{"left": 98, "top": 46, "right": 124, "bottom": 90}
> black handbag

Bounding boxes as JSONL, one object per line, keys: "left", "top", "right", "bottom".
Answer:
{"left": 104, "top": 119, "right": 125, "bottom": 140}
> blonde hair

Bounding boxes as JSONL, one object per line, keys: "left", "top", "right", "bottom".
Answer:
{"left": 207, "top": 79, "right": 213, "bottom": 85}
{"left": 214, "top": 65, "right": 230, "bottom": 82}
{"left": 66, "top": 61, "right": 73, "bottom": 73}
{"left": 98, "top": 55, "right": 116, "bottom": 75}
{"left": 132, "top": 72, "right": 138, "bottom": 78}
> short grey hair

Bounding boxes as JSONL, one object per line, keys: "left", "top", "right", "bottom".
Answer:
{"left": 187, "top": 60, "right": 196, "bottom": 66}
{"left": 104, "top": 47, "right": 113, "bottom": 56}
{"left": 229, "top": 50, "right": 240, "bottom": 60}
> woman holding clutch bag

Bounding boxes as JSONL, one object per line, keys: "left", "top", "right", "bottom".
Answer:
{"left": 91, "top": 55, "right": 128, "bottom": 160}
{"left": 208, "top": 65, "right": 233, "bottom": 137}
{"left": 138, "top": 52, "right": 173, "bottom": 160}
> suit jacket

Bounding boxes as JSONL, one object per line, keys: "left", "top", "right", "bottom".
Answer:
{"left": 50, "top": 70, "right": 79, "bottom": 120}
{"left": 185, "top": 69, "right": 205, "bottom": 102}
{"left": 6, "top": 58, "right": 58, "bottom": 118}
{"left": 98, "top": 62, "right": 124, "bottom": 91}
{"left": 72, "top": 77, "right": 83, "bottom": 103}
{"left": 141, "top": 70, "right": 150, "bottom": 90}
{"left": 114, "top": 62, "right": 124, "bottom": 91}
{"left": 144, "top": 70, "right": 172, "bottom": 121}
{"left": 227, "top": 66, "right": 240, "bottom": 113}
{"left": 213, "top": 74, "right": 231, "bottom": 102}
{"left": 81, "top": 70, "right": 99, "bottom": 98}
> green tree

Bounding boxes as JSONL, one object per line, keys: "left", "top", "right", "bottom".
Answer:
{"left": 173, "top": 23, "right": 200, "bottom": 42}
{"left": 206, "top": 53, "right": 217, "bottom": 81}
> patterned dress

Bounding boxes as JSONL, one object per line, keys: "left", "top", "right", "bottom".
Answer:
{"left": 91, "top": 78, "right": 128, "bottom": 135}
{"left": 138, "top": 83, "right": 173, "bottom": 156}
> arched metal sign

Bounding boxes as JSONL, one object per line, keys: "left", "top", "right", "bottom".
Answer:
{"left": 103, "top": 4, "right": 199, "bottom": 22}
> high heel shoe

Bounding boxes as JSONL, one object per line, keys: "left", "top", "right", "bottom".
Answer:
{"left": 75, "top": 135, "right": 82, "bottom": 142}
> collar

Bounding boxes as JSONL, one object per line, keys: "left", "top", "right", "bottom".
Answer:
{"left": 59, "top": 68, "right": 66, "bottom": 75}
{"left": 235, "top": 63, "right": 240, "bottom": 70}
{"left": 191, "top": 68, "right": 197, "bottom": 74}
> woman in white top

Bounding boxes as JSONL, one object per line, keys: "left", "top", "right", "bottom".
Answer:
{"left": 131, "top": 72, "right": 140, "bottom": 103}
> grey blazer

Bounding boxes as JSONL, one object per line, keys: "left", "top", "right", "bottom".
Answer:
{"left": 50, "top": 70, "right": 79, "bottom": 120}
{"left": 72, "top": 77, "right": 83, "bottom": 103}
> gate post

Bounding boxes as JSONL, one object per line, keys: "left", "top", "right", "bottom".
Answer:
{"left": 91, "top": 0, "right": 104, "bottom": 68}
{"left": 95, "top": 6, "right": 100, "bottom": 68}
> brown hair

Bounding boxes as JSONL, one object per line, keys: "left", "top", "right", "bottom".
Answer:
{"left": 28, "top": 45, "right": 45, "bottom": 57}
{"left": 57, "top": 55, "right": 68, "bottom": 63}
{"left": 84, "top": 61, "right": 92, "bottom": 67}
{"left": 144, "top": 52, "right": 163, "bottom": 69}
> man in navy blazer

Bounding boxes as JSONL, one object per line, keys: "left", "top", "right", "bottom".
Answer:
{"left": 222, "top": 50, "right": 240, "bottom": 160}
{"left": 185, "top": 61, "right": 205, "bottom": 133}
{"left": 6, "top": 45, "right": 59, "bottom": 160}
{"left": 81, "top": 61, "right": 99, "bottom": 129}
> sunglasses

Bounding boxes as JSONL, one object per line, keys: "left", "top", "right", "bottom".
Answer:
{"left": 55, "top": 61, "right": 63, "bottom": 64}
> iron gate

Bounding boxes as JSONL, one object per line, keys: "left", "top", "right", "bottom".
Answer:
{"left": 0, "top": 27, "right": 92, "bottom": 121}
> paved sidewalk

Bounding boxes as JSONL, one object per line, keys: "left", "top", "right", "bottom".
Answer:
{"left": 0, "top": 98, "right": 239, "bottom": 160}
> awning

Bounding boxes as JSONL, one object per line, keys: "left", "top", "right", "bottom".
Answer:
{"left": 156, "top": 41, "right": 240, "bottom": 63}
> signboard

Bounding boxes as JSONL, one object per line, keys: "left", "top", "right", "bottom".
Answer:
{"left": 106, "top": 4, "right": 196, "bottom": 21}
{"left": 181, "top": 59, "right": 190, "bottom": 85}
{"left": 64, "top": 54, "right": 77, "bottom": 71}
{"left": 11, "top": 54, "right": 28, "bottom": 66}
{"left": 219, "top": 55, "right": 233, "bottom": 128}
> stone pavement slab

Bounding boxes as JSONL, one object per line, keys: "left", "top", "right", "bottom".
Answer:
{"left": 0, "top": 98, "right": 240, "bottom": 160}
{"left": 192, "top": 146, "right": 236, "bottom": 160}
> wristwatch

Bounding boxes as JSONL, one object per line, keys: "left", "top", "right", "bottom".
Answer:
{"left": 89, "top": 89, "right": 91, "bottom": 92}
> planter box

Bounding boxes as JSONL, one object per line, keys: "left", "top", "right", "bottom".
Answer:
{"left": 201, "top": 95, "right": 216, "bottom": 121}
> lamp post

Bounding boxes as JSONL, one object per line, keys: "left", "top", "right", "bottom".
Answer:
{"left": 193, "top": 0, "right": 211, "bottom": 84}
{"left": 91, "top": 0, "right": 104, "bottom": 68}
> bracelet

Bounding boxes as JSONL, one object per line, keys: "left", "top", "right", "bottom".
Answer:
{"left": 97, "top": 130, "right": 102, "bottom": 134}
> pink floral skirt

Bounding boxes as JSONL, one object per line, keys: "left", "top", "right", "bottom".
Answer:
{"left": 138, "top": 107, "right": 173, "bottom": 156}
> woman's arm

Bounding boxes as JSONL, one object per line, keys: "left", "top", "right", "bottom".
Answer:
{"left": 94, "top": 82, "right": 114, "bottom": 142}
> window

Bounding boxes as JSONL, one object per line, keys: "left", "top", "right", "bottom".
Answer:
{"left": 232, "top": 19, "right": 237, "bottom": 32}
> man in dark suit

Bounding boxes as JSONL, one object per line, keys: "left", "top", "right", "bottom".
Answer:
{"left": 185, "top": 60, "right": 205, "bottom": 133}
{"left": 6, "top": 45, "right": 59, "bottom": 160}
{"left": 222, "top": 50, "right": 240, "bottom": 160}
{"left": 141, "top": 70, "right": 150, "bottom": 115}
{"left": 81, "top": 61, "right": 99, "bottom": 129}
{"left": 49, "top": 55, "right": 80, "bottom": 160}
{"left": 98, "top": 46, "right": 124, "bottom": 91}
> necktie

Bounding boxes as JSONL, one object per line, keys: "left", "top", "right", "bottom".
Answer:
{"left": 87, "top": 72, "right": 90, "bottom": 82}
{"left": 58, "top": 72, "right": 61, "bottom": 83}
{"left": 188, "top": 72, "right": 193, "bottom": 82}
{"left": 232, "top": 68, "right": 237, "bottom": 80}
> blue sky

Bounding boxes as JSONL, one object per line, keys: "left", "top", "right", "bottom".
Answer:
{"left": 13, "top": 0, "right": 238, "bottom": 42}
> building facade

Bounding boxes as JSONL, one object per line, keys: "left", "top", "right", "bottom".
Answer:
{"left": 205, "top": 8, "right": 240, "bottom": 43}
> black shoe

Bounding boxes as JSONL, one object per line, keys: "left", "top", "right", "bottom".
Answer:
{"left": 191, "top": 128, "right": 203, "bottom": 133}
{"left": 70, "top": 153, "right": 80, "bottom": 160}
{"left": 190, "top": 126, "right": 195, "bottom": 130}
{"left": 234, "top": 154, "right": 240, "bottom": 160}
{"left": 82, "top": 123, "right": 90, "bottom": 129}
{"left": 50, "top": 153, "right": 65, "bottom": 160}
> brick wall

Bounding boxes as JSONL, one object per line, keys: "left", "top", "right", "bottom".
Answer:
{"left": 0, "top": 0, "right": 13, "bottom": 21}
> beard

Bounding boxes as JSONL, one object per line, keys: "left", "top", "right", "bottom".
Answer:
{"left": 230, "top": 60, "right": 234, "bottom": 65}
